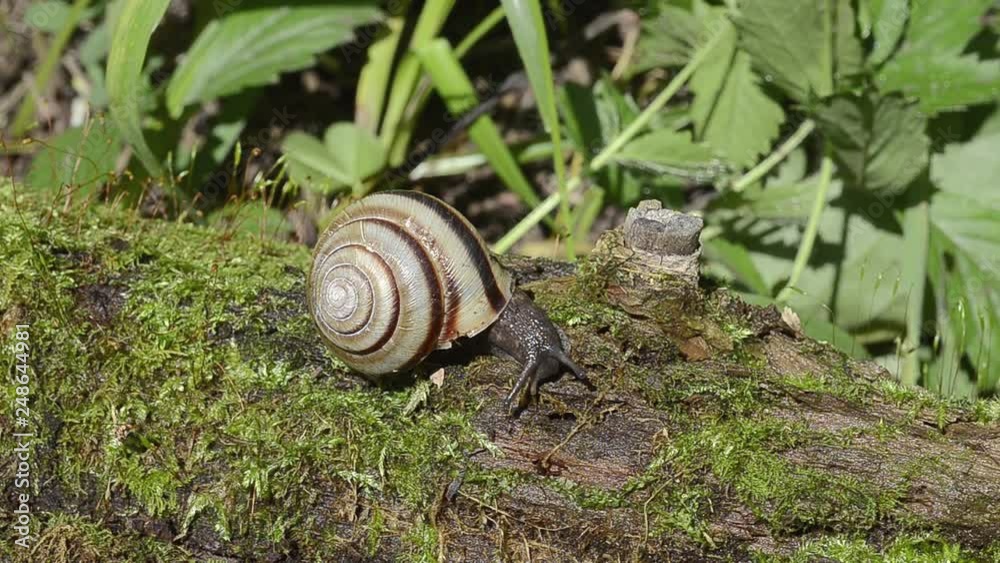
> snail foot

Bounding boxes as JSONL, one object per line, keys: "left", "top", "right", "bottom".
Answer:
{"left": 503, "top": 351, "right": 594, "bottom": 416}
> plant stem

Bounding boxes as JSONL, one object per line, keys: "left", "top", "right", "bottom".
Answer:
{"left": 589, "top": 30, "right": 724, "bottom": 172}
{"left": 12, "top": 0, "right": 91, "bottom": 136}
{"left": 384, "top": 4, "right": 503, "bottom": 170}
{"left": 455, "top": 6, "right": 505, "bottom": 57}
{"left": 732, "top": 119, "right": 816, "bottom": 191}
{"left": 492, "top": 177, "right": 582, "bottom": 254}
{"left": 494, "top": 27, "right": 725, "bottom": 254}
{"left": 777, "top": 150, "right": 834, "bottom": 303}
{"left": 900, "top": 189, "right": 930, "bottom": 386}
{"left": 381, "top": 0, "right": 456, "bottom": 164}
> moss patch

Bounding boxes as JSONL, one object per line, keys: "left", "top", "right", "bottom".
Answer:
{"left": 0, "top": 190, "right": 485, "bottom": 559}
{"left": 2, "top": 186, "right": 997, "bottom": 561}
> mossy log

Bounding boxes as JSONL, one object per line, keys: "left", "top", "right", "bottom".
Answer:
{"left": 1, "top": 188, "right": 999, "bottom": 562}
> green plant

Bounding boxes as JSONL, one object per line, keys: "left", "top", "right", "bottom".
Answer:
{"left": 571, "top": 0, "right": 999, "bottom": 398}
{"left": 8, "top": 0, "right": 999, "bottom": 400}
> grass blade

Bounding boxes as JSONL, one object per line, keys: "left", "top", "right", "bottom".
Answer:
{"left": 380, "top": 0, "right": 455, "bottom": 163}
{"left": 416, "top": 39, "right": 542, "bottom": 209}
{"left": 107, "top": 0, "right": 170, "bottom": 177}
{"left": 11, "top": 0, "right": 91, "bottom": 136}
{"left": 500, "top": 0, "right": 573, "bottom": 257}
{"left": 356, "top": 15, "right": 405, "bottom": 133}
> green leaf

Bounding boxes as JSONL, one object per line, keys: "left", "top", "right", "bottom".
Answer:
{"left": 282, "top": 123, "right": 386, "bottom": 194}
{"left": 323, "top": 123, "right": 386, "bottom": 186}
{"left": 415, "top": 39, "right": 542, "bottom": 208}
{"left": 703, "top": 238, "right": 770, "bottom": 296}
{"left": 26, "top": 119, "right": 122, "bottom": 196}
{"left": 689, "top": 20, "right": 784, "bottom": 168}
{"left": 559, "top": 79, "right": 650, "bottom": 206}
{"left": 106, "top": 0, "right": 169, "bottom": 176}
{"left": 877, "top": 54, "right": 1000, "bottom": 114}
{"left": 812, "top": 93, "right": 929, "bottom": 196}
{"left": 735, "top": 0, "right": 832, "bottom": 101}
{"left": 834, "top": 0, "right": 864, "bottom": 80}
{"left": 166, "top": 3, "right": 381, "bottom": 119}
{"left": 708, "top": 177, "right": 910, "bottom": 351}
{"left": 380, "top": 0, "right": 456, "bottom": 163}
{"left": 874, "top": 1, "right": 999, "bottom": 114}
{"left": 902, "top": 0, "right": 993, "bottom": 56}
{"left": 501, "top": 0, "right": 572, "bottom": 248}
{"left": 614, "top": 129, "right": 722, "bottom": 180}
{"left": 872, "top": 0, "right": 1000, "bottom": 113}
{"left": 928, "top": 116, "right": 1000, "bottom": 392}
{"left": 499, "top": 0, "right": 562, "bottom": 145}
{"left": 283, "top": 133, "right": 345, "bottom": 193}
{"left": 24, "top": 1, "right": 100, "bottom": 32}
{"left": 864, "top": 0, "right": 908, "bottom": 66}
{"left": 632, "top": 3, "right": 704, "bottom": 72}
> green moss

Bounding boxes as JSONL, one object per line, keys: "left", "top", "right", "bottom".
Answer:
{"left": 972, "top": 398, "right": 1000, "bottom": 424}
{"left": 667, "top": 417, "right": 900, "bottom": 535}
{"left": 19, "top": 514, "right": 191, "bottom": 562}
{"left": 777, "top": 371, "right": 870, "bottom": 403}
{"left": 2, "top": 186, "right": 996, "bottom": 559}
{"left": 402, "top": 520, "right": 439, "bottom": 562}
{"left": 758, "top": 532, "right": 983, "bottom": 562}
{"left": 0, "top": 191, "right": 485, "bottom": 559}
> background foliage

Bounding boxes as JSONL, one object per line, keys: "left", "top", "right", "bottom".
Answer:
{"left": 3, "top": 0, "right": 999, "bottom": 398}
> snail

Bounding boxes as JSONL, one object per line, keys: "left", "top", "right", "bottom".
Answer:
{"left": 307, "top": 190, "right": 593, "bottom": 412}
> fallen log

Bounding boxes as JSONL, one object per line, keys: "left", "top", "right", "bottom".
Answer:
{"left": 1, "top": 188, "right": 998, "bottom": 562}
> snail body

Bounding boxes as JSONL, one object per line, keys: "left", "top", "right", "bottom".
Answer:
{"left": 308, "top": 190, "right": 591, "bottom": 410}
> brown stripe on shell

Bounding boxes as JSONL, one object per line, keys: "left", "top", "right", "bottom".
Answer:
{"left": 341, "top": 217, "right": 444, "bottom": 365}
{"left": 389, "top": 191, "right": 507, "bottom": 313}
{"left": 441, "top": 265, "right": 461, "bottom": 342}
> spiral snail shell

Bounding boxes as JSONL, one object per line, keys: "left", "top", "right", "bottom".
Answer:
{"left": 308, "top": 190, "right": 593, "bottom": 412}
{"left": 308, "top": 190, "right": 515, "bottom": 375}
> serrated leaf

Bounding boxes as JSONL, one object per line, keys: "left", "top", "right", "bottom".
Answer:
{"left": 834, "top": 0, "right": 864, "bottom": 80}
{"left": 874, "top": 1, "right": 999, "bottom": 113}
{"left": 614, "top": 129, "right": 722, "bottom": 180}
{"left": 690, "top": 21, "right": 784, "bottom": 168}
{"left": 812, "top": 93, "right": 929, "bottom": 196}
{"left": 929, "top": 116, "right": 1000, "bottom": 392}
{"left": 877, "top": 54, "right": 1000, "bottom": 114}
{"left": 735, "top": 0, "right": 832, "bottom": 101}
{"left": 632, "top": 3, "right": 704, "bottom": 72}
{"left": 166, "top": 3, "right": 381, "bottom": 118}
{"left": 865, "top": 0, "right": 908, "bottom": 66}
{"left": 903, "top": 0, "right": 993, "bottom": 56}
